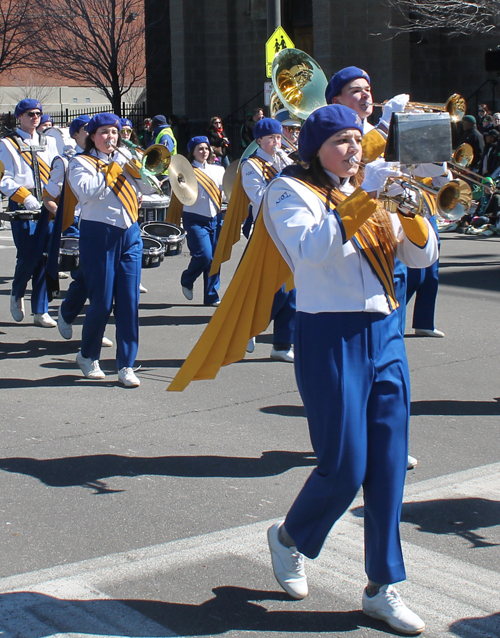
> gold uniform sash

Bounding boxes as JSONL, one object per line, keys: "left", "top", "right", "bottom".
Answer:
{"left": 193, "top": 167, "right": 222, "bottom": 209}
{"left": 80, "top": 154, "right": 139, "bottom": 223}
{"left": 296, "top": 179, "right": 398, "bottom": 311}
{"left": 4, "top": 136, "right": 51, "bottom": 187}
{"left": 208, "top": 155, "right": 277, "bottom": 277}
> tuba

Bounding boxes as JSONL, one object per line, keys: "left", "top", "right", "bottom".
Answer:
{"left": 271, "top": 48, "right": 328, "bottom": 120}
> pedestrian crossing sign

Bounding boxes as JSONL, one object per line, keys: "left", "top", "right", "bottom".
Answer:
{"left": 266, "top": 27, "right": 294, "bottom": 78}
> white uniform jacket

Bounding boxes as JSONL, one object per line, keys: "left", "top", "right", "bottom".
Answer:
{"left": 183, "top": 160, "right": 225, "bottom": 218}
{"left": 0, "top": 128, "right": 59, "bottom": 198}
{"left": 67, "top": 148, "right": 153, "bottom": 229}
{"left": 263, "top": 175, "right": 439, "bottom": 315}
{"left": 241, "top": 147, "right": 293, "bottom": 219}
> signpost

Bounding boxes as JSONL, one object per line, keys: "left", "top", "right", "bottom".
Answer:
{"left": 265, "top": 26, "right": 294, "bottom": 78}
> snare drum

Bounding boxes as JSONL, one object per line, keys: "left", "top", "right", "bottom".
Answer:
{"left": 139, "top": 194, "right": 171, "bottom": 224}
{"left": 140, "top": 221, "right": 186, "bottom": 256}
{"left": 141, "top": 236, "right": 165, "bottom": 269}
{"left": 59, "top": 237, "right": 80, "bottom": 271}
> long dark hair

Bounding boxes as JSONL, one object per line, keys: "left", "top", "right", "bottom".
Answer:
{"left": 297, "top": 154, "right": 397, "bottom": 252}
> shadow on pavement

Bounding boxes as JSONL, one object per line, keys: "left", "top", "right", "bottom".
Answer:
{"left": 0, "top": 451, "right": 317, "bottom": 493}
{"left": 449, "top": 612, "right": 500, "bottom": 637}
{"left": 352, "top": 497, "right": 500, "bottom": 548}
{"left": 0, "top": 587, "right": 383, "bottom": 636}
{"left": 410, "top": 399, "right": 500, "bottom": 416}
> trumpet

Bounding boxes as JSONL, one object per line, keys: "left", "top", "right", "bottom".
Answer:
{"left": 449, "top": 143, "right": 496, "bottom": 190}
{"left": 368, "top": 93, "right": 466, "bottom": 123}
{"left": 107, "top": 142, "right": 171, "bottom": 195}
{"left": 379, "top": 176, "right": 472, "bottom": 221}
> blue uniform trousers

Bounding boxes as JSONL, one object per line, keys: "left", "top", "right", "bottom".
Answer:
{"left": 285, "top": 310, "right": 409, "bottom": 585}
{"left": 79, "top": 220, "right": 142, "bottom": 369}
{"left": 181, "top": 212, "right": 222, "bottom": 305}
{"left": 10, "top": 215, "right": 52, "bottom": 314}
{"left": 60, "top": 269, "right": 88, "bottom": 325}
{"left": 406, "top": 216, "right": 440, "bottom": 331}
{"left": 270, "top": 285, "right": 296, "bottom": 346}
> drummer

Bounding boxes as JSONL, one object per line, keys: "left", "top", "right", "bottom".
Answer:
{"left": 0, "top": 99, "right": 59, "bottom": 327}
{"left": 180, "top": 135, "right": 225, "bottom": 306}
{"left": 37, "top": 114, "right": 53, "bottom": 134}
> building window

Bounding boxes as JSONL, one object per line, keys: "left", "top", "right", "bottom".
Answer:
{"left": 85, "top": 97, "right": 90, "bottom": 103}
{"left": 73, "top": 97, "right": 78, "bottom": 103}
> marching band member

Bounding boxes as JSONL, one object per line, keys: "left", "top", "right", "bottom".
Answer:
{"left": 180, "top": 136, "right": 225, "bottom": 306}
{"left": 0, "top": 99, "right": 59, "bottom": 327}
{"left": 42, "top": 114, "right": 114, "bottom": 349}
{"left": 263, "top": 105, "right": 438, "bottom": 634}
{"left": 120, "top": 118, "right": 140, "bottom": 146}
{"left": 67, "top": 112, "right": 153, "bottom": 387}
{"left": 274, "top": 108, "right": 301, "bottom": 156}
{"left": 241, "top": 118, "right": 296, "bottom": 361}
{"left": 37, "top": 114, "right": 53, "bottom": 133}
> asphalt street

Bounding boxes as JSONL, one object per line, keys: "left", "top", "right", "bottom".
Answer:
{"left": 0, "top": 223, "right": 499, "bottom": 637}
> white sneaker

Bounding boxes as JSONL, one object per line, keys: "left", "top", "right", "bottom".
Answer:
{"left": 414, "top": 328, "right": 445, "bottom": 338}
{"left": 76, "top": 351, "right": 105, "bottom": 379}
{"left": 10, "top": 294, "right": 24, "bottom": 322}
{"left": 57, "top": 307, "right": 72, "bottom": 339}
{"left": 33, "top": 312, "right": 57, "bottom": 328}
{"left": 182, "top": 286, "right": 193, "bottom": 300}
{"left": 362, "top": 585, "right": 425, "bottom": 635}
{"left": 246, "top": 337, "right": 256, "bottom": 353}
{"left": 118, "top": 366, "right": 140, "bottom": 387}
{"left": 58, "top": 271, "right": 69, "bottom": 279}
{"left": 101, "top": 336, "right": 113, "bottom": 347}
{"left": 139, "top": 283, "right": 148, "bottom": 293}
{"left": 407, "top": 455, "right": 418, "bottom": 470}
{"left": 267, "top": 522, "right": 308, "bottom": 599}
{"left": 270, "top": 346, "right": 294, "bottom": 363}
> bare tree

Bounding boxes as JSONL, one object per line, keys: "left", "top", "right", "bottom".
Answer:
{"left": 0, "top": 0, "right": 41, "bottom": 74}
{"left": 30, "top": 0, "right": 146, "bottom": 115}
{"left": 7, "top": 73, "right": 55, "bottom": 105}
{"left": 387, "top": 0, "right": 500, "bottom": 36}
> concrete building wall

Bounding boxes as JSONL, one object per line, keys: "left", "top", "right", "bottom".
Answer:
{"left": 145, "top": 0, "right": 500, "bottom": 121}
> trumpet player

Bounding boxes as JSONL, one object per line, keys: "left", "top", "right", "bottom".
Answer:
{"left": 275, "top": 108, "right": 301, "bottom": 155}
{"left": 66, "top": 113, "right": 154, "bottom": 387}
{"left": 42, "top": 114, "right": 114, "bottom": 349}
{"left": 263, "top": 104, "right": 438, "bottom": 635}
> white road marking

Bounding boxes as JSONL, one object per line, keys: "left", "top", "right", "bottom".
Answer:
{"left": 1, "top": 463, "right": 499, "bottom": 637}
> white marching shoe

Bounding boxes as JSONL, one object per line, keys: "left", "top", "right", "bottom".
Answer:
{"left": 57, "top": 307, "right": 72, "bottom": 339}
{"left": 414, "top": 328, "right": 444, "bottom": 338}
{"left": 270, "top": 346, "right": 294, "bottom": 363}
{"left": 267, "top": 522, "right": 308, "bottom": 599}
{"left": 34, "top": 313, "right": 57, "bottom": 328}
{"left": 362, "top": 584, "right": 425, "bottom": 634}
{"left": 118, "top": 367, "right": 140, "bottom": 387}
{"left": 76, "top": 352, "right": 105, "bottom": 380}
{"left": 101, "top": 336, "right": 113, "bottom": 347}
{"left": 10, "top": 294, "right": 24, "bottom": 322}
{"left": 182, "top": 286, "right": 194, "bottom": 300}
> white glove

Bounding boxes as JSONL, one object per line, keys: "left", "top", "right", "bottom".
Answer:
{"left": 24, "top": 194, "right": 41, "bottom": 210}
{"left": 361, "top": 158, "right": 402, "bottom": 197}
{"left": 379, "top": 94, "right": 410, "bottom": 129}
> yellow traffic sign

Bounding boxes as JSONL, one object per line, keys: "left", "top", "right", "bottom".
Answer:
{"left": 266, "top": 27, "right": 294, "bottom": 78}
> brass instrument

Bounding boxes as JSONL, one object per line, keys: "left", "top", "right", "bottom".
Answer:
{"left": 449, "top": 143, "right": 496, "bottom": 190}
{"left": 271, "top": 48, "right": 328, "bottom": 120}
{"left": 107, "top": 142, "right": 170, "bottom": 194}
{"left": 369, "top": 94, "right": 466, "bottom": 123}
{"left": 380, "top": 176, "right": 472, "bottom": 221}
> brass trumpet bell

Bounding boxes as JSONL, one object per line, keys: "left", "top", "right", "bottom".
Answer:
{"left": 141, "top": 144, "right": 171, "bottom": 175}
{"left": 272, "top": 48, "right": 328, "bottom": 120}
{"left": 452, "top": 143, "right": 474, "bottom": 167}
